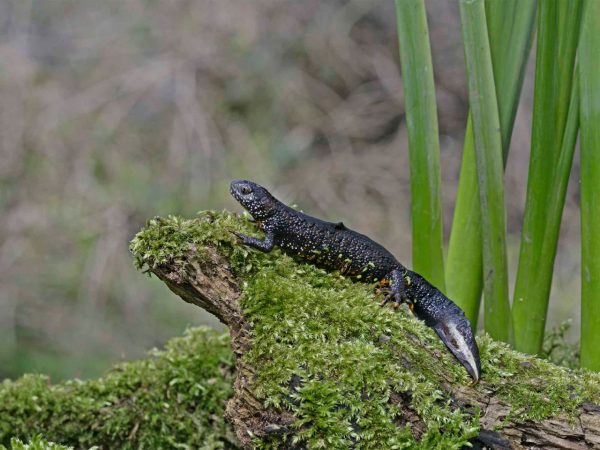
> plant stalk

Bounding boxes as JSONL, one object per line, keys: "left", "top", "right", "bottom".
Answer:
{"left": 446, "top": 0, "right": 535, "bottom": 327}
{"left": 394, "top": 0, "right": 445, "bottom": 290}
{"left": 512, "top": 0, "right": 583, "bottom": 354}
{"left": 458, "top": 0, "right": 510, "bottom": 342}
{"left": 579, "top": 0, "right": 600, "bottom": 371}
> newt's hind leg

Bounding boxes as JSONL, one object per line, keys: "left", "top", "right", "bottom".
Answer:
{"left": 380, "top": 268, "right": 410, "bottom": 307}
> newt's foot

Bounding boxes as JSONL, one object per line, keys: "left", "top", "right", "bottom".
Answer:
{"left": 231, "top": 230, "right": 275, "bottom": 253}
{"left": 379, "top": 287, "right": 407, "bottom": 307}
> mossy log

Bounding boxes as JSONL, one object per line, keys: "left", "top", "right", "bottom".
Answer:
{"left": 129, "top": 212, "right": 600, "bottom": 449}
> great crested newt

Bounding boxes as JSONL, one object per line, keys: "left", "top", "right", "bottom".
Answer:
{"left": 230, "top": 179, "right": 481, "bottom": 382}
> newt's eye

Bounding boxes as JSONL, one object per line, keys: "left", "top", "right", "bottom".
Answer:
{"left": 241, "top": 185, "right": 252, "bottom": 195}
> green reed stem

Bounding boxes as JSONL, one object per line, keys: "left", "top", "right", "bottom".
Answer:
{"left": 512, "top": 0, "right": 583, "bottom": 355}
{"left": 579, "top": 0, "right": 600, "bottom": 371}
{"left": 459, "top": 0, "right": 510, "bottom": 342}
{"left": 447, "top": 0, "right": 535, "bottom": 329}
{"left": 394, "top": 0, "right": 445, "bottom": 290}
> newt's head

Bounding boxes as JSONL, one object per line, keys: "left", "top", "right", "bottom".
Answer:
{"left": 431, "top": 310, "right": 481, "bottom": 383}
{"left": 409, "top": 274, "right": 481, "bottom": 382}
{"left": 230, "top": 180, "right": 279, "bottom": 220}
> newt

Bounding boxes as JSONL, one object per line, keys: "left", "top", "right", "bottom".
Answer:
{"left": 230, "top": 179, "right": 481, "bottom": 382}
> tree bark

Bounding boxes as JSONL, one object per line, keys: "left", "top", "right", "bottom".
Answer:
{"left": 151, "top": 244, "right": 600, "bottom": 449}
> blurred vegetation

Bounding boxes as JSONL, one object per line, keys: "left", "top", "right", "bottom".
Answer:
{"left": 541, "top": 320, "right": 579, "bottom": 370}
{"left": 0, "top": 1, "right": 583, "bottom": 380}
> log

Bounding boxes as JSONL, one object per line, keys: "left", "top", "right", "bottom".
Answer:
{"left": 132, "top": 213, "right": 600, "bottom": 449}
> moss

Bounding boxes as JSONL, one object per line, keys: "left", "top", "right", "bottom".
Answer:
{"left": 477, "top": 335, "right": 600, "bottom": 424}
{"left": 1, "top": 436, "right": 73, "bottom": 450}
{"left": 130, "top": 211, "right": 600, "bottom": 448}
{"left": 0, "top": 328, "right": 235, "bottom": 449}
{"left": 130, "top": 212, "right": 264, "bottom": 276}
{"left": 242, "top": 258, "right": 478, "bottom": 449}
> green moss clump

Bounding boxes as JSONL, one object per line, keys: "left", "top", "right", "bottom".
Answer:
{"left": 130, "top": 211, "right": 600, "bottom": 448}
{"left": 243, "top": 258, "right": 479, "bottom": 449}
{"left": 130, "top": 212, "right": 265, "bottom": 276}
{"left": 1, "top": 435, "right": 73, "bottom": 450}
{"left": 0, "top": 328, "right": 235, "bottom": 449}
{"left": 476, "top": 335, "right": 600, "bottom": 423}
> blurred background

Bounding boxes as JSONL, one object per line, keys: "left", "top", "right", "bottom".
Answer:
{"left": 0, "top": 0, "right": 582, "bottom": 381}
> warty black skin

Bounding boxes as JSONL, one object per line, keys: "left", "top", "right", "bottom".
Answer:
{"left": 230, "top": 179, "right": 481, "bottom": 382}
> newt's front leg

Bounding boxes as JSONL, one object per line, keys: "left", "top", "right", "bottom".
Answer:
{"left": 235, "top": 229, "right": 275, "bottom": 253}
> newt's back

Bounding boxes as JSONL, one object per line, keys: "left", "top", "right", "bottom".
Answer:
{"left": 268, "top": 204, "right": 400, "bottom": 280}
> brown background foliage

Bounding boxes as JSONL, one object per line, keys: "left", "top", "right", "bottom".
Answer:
{"left": 0, "top": 0, "right": 581, "bottom": 380}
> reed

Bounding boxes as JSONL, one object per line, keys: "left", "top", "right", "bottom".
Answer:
{"left": 579, "top": 0, "right": 600, "bottom": 370}
{"left": 512, "top": 0, "right": 583, "bottom": 354}
{"left": 394, "top": 0, "right": 445, "bottom": 290}
{"left": 395, "top": 0, "right": 599, "bottom": 365}
{"left": 458, "top": 0, "right": 510, "bottom": 341}
{"left": 446, "top": 0, "right": 535, "bottom": 327}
